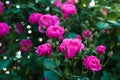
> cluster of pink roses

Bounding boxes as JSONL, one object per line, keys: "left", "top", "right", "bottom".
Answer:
{"left": 28, "top": 9, "right": 107, "bottom": 72}
{"left": 28, "top": 8, "right": 85, "bottom": 59}
{"left": 35, "top": 35, "right": 85, "bottom": 59}
{"left": 82, "top": 29, "right": 106, "bottom": 71}
{"left": 54, "top": 0, "right": 77, "bottom": 19}
{"left": 28, "top": 13, "right": 65, "bottom": 39}
{"left": 0, "top": 0, "right": 108, "bottom": 73}
{"left": 28, "top": 12, "right": 66, "bottom": 57}
{"left": 18, "top": 29, "right": 106, "bottom": 72}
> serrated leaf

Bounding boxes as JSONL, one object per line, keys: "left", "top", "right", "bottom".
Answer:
{"left": 44, "top": 70, "right": 61, "bottom": 80}
{"left": 51, "top": 69, "right": 62, "bottom": 77}
{"left": 44, "top": 58, "right": 60, "bottom": 69}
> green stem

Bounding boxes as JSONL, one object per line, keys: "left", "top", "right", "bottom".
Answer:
{"left": 53, "top": 58, "right": 64, "bottom": 80}
{"left": 103, "top": 58, "right": 110, "bottom": 67}
{"left": 73, "top": 58, "right": 76, "bottom": 75}
{"left": 91, "top": 71, "right": 95, "bottom": 80}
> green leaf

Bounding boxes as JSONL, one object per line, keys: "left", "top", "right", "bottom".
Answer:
{"left": 44, "top": 70, "right": 61, "bottom": 80}
{"left": 0, "top": 74, "right": 9, "bottom": 79}
{"left": 0, "top": 60, "right": 10, "bottom": 70}
{"left": 38, "top": 0, "right": 50, "bottom": 5}
{"left": 51, "top": 69, "right": 62, "bottom": 77}
{"left": 11, "top": 8, "right": 21, "bottom": 13}
{"left": 97, "top": 22, "right": 110, "bottom": 30}
{"left": 79, "top": 77, "right": 89, "bottom": 80}
{"left": 52, "top": 7, "right": 61, "bottom": 13}
{"left": 69, "top": 76, "right": 89, "bottom": 80}
{"left": 64, "top": 32, "right": 77, "bottom": 38}
{"left": 27, "top": 3, "right": 38, "bottom": 11}
{"left": 43, "top": 58, "right": 60, "bottom": 69}
{"left": 101, "top": 71, "right": 109, "bottom": 80}
{"left": 108, "top": 20, "right": 120, "bottom": 27}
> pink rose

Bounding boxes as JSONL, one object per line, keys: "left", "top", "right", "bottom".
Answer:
{"left": 64, "top": 0, "right": 77, "bottom": 4}
{"left": 83, "top": 56, "right": 102, "bottom": 71}
{"left": 19, "top": 39, "right": 33, "bottom": 53}
{"left": 61, "top": 4, "right": 77, "bottom": 19}
{"left": 83, "top": 29, "right": 92, "bottom": 37}
{"left": 76, "top": 35, "right": 82, "bottom": 40}
{"left": 100, "top": 7, "right": 108, "bottom": 16}
{"left": 0, "top": 1, "right": 4, "bottom": 14}
{"left": 96, "top": 45, "right": 106, "bottom": 55}
{"left": 54, "top": 0, "right": 62, "bottom": 7}
{"left": 36, "top": 43, "right": 52, "bottom": 56}
{"left": 58, "top": 38, "right": 84, "bottom": 59}
{"left": 0, "top": 22, "right": 10, "bottom": 37}
{"left": 46, "top": 25, "right": 64, "bottom": 39}
{"left": 28, "top": 13, "right": 42, "bottom": 24}
{"left": 38, "top": 14, "right": 60, "bottom": 32}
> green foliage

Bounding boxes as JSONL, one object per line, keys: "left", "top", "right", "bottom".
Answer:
{"left": 97, "top": 22, "right": 110, "bottom": 30}
{"left": 43, "top": 58, "right": 60, "bottom": 69}
{"left": 44, "top": 69, "right": 62, "bottom": 80}
{"left": 0, "top": 60, "right": 10, "bottom": 70}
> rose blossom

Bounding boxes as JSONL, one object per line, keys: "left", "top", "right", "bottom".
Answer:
{"left": 0, "top": 22, "right": 10, "bottom": 37}
{"left": 0, "top": 1, "right": 4, "bottom": 14}
{"left": 58, "top": 38, "right": 84, "bottom": 59}
{"left": 83, "top": 56, "right": 102, "bottom": 71}
{"left": 38, "top": 14, "right": 60, "bottom": 32}
{"left": 28, "top": 12, "right": 42, "bottom": 24}
{"left": 19, "top": 39, "right": 33, "bottom": 53}
{"left": 100, "top": 7, "right": 108, "bottom": 16}
{"left": 61, "top": 3, "right": 77, "bottom": 19}
{"left": 46, "top": 25, "right": 64, "bottom": 39}
{"left": 83, "top": 29, "right": 92, "bottom": 37}
{"left": 96, "top": 45, "right": 106, "bottom": 55}
{"left": 76, "top": 35, "right": 82, "bottom": 40}
{"left": 64, "top": 0, "right": 78, "bottom": 4}
{"left": 36, "top": 43, "right": 52, "bottom": 56}
{"left": 54, "top": 0, "right": 62, "bottom": 7}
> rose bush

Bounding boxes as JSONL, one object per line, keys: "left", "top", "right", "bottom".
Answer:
{"left": 0, "top": 0, "right": 120, "bottom": 80}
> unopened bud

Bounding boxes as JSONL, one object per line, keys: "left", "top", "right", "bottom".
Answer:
{"left": 100, "top": 7, "right": 108, "bottom": 16}
{"left": 108, "top": 51, "right": 113, "bottom": 57}
{"left": 90, "top": 44, "right": 94, "bottom": 49}
{"left": 51, "top": 43, "right": 55, "bottom": 48}
{"left": 65, "top": 28, "right": 68, "bottom": 32}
